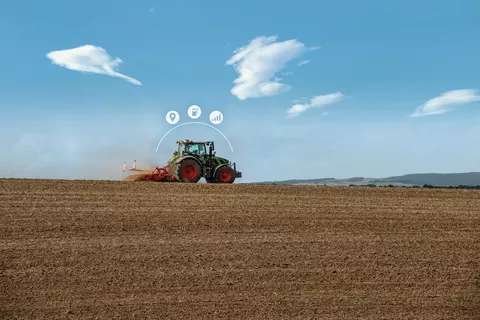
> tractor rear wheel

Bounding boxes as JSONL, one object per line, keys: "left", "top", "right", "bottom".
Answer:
{"left": 215, "top": 166, "right": 235, "bottom": 184}
{"left": 175, "top": 159, "right": 202, "bottom": 183}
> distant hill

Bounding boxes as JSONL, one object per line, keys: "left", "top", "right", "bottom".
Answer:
{"left": 370, "top": 172, "right": 480, "bottom": 187}
{"left": 256, "top": 172, "right": 480, "bottom": 187}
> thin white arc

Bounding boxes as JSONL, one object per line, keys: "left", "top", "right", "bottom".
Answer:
{"left": 156, "top": 122, "right": 234, "bottom": 153}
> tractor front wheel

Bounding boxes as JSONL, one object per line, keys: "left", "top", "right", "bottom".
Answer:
{"left": 175, "top": 159, "right": 202, "bottom": 183}
{"left": 215, "top": 166, "right": 235, "bottom": 184}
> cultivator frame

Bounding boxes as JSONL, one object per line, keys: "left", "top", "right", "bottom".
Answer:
{"left": 141, "top": 166, "right": 176, "bottom": 182}
{"left": 123, "top": 161, "right": 176, "bottom": 182}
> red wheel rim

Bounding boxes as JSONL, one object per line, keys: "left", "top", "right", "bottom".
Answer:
{"left": 219, "top": 169, "right": 232, "bottom": 182}
{"left": 182, "top": 165, "right": 197, "bottom": 181}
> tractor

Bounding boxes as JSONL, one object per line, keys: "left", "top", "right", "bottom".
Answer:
{"left": 167, "top": 139, "right": 241, "bottom": 183}
{"left": 123, "top": 139, "right": 242, "bottom": 183}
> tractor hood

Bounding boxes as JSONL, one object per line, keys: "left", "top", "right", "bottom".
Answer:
{"left": 212, "top": 156, "right": 230, "bottom": 165}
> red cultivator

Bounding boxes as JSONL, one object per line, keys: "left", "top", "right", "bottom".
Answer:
{"left": 141, "top": 166, "right": 176, "bottom": 182}
{"left": 123, "top": 161, "right": 176, "bottom": 182}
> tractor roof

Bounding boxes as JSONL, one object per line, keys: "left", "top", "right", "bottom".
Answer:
{"left": 176, "top": 139, "right": 213, "bottom": 144}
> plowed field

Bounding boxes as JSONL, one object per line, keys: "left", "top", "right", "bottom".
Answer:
{"left": 1, "top": 179, "right": 479, "bottom": 319}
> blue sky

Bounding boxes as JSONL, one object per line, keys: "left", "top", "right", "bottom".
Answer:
{"left": 0, "top": 0, "right": 479, "bottom": 182}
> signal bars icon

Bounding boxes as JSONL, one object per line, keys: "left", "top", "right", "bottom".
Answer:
{"left": 209, "top": 111, "right": 223, "bottom": 125}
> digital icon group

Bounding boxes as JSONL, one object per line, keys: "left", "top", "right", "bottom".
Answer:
{"left": 165, "top": 106, "right": 224, "bottom": 125}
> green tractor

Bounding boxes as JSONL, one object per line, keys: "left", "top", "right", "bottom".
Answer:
{"left": 166, "top": 139, "right": 241, "bottom": 183}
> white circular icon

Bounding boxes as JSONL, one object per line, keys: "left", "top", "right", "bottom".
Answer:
{"left": 188, "top": 105, "right": 201, "bottom": 119}
{"left": 166, "top": 110, "right": 179, "bottom": 124}
{"left": 209, "top": 111, "right": 223, "bottom": 125}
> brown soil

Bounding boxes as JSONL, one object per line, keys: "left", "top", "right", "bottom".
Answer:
{"left": 1, "top": 179, "right": 479, "bottom": 319}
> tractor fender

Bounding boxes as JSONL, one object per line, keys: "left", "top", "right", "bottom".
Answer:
{"left": 213, "top": 164, "right": 230, "bottom": 177}
{"left": 175, "top": 155, "right": 202, "bottom": 165}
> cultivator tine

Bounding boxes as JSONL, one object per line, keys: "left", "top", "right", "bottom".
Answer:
{"left": 123, "top": 160, "right": 137, "bottom": 172}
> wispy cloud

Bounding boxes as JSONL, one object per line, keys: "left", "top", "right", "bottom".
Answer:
{"left": 287, "top": 92, "right": 343, "bottom": 118}
{"left": 149, "top": 7, "right": 155, "bottom": 13}
{"left": 46, "top": 45, "right": 142, "bottom": 85}
{"left": 226, "top": 36, "right": 314, "bottom": 100}
{"left": 298, "top": 60, "right": 310, "bottom": 66}
{"left": 410, "top": 89, "right": 480, "bottom": 117}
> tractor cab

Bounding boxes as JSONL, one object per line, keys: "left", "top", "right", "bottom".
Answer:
{"left": 173, "top": 140, "right": 218, "bottom": 159}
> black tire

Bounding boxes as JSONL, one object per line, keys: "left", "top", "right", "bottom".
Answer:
{"left": 175, "top": 159, "right": 202, "bottom": 183}
{"left": 214, "top": 165, "right": 235, "bottom": 184}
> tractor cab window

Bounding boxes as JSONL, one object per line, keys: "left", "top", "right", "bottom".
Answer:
{"left": 185, "top": 143, "right": 206, "bottom": 156}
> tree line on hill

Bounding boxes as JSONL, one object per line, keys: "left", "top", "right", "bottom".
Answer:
{"left": 259, "top": 173, "right": 480, "bottom": 188}
{"left": 351, "top": 184, "right": 480, "bottom": 190}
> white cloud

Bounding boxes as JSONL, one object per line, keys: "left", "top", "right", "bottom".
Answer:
{"left": 226, "top": 36, "right": 312, "bottom": 100}
{"left": 298, "top": 60, "right": 310, "bottom": 66}
{"left": 46, "top": 45, "right": 142, "bottom": 85}
{"left": 410, "top": 89, "right": 480, "bottom": 117}
{"left": 287, "top": 92, "right": 343, "bottom": 118}
{"left": 292, "top": 97, "right": 309, "bottom": 103}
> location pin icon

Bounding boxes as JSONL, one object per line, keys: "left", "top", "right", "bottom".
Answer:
{"left": 166, "top": 110, "right": 179, "bottom": 124}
